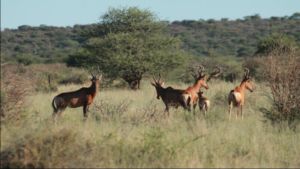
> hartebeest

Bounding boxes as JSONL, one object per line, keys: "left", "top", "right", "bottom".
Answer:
{"left": 196, "top": 66, "right": 221, "bottom": 116}
{"left": 184, "top": 65, "right": 209, "bottom": 113}
{"left": 52, "top": 69, "right": 102, "bottom": 122}
{"left": 151, "top": 75, "right": 191, "bottom": 116}
{"left": 197, "top": 91, "right": 210, "bottom": 116}
{"left": 228, "top": 68, "right": 255, "bottom": 120}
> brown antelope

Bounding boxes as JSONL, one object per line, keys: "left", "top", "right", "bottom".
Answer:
{"left": 228, "top": 68, "right": 255, "bottom": 120}
{"left": 184, "top": 65, "right": 209, "bottom": 113}
{"left": 196, "top": 66, "right": 221, "bottom": 116}
{"left": 197, "top": 91, "right": 210, "bottom": 116}
{"left": 52, "top": 70, "right": 102, "bottom": 122}
{"left": 151, "top": 75, "right": 191, "bottom": 116}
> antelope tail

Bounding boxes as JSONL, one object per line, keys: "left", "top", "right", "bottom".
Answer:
{"left": 206, "top": 100, "right": 210, "bottom": 109}
{"left": 183, "top": 93, "right": 191, "bottom": 107}
{"left": 228, "top": 90, "right": 234, "bottom": 105}
{"left": 187, "top": 96, "right": 191, "bottom": 107}
{"left": 228, "top": 90, "right": 241, "bottom": 106}
{"left": 52, "top": 97, "right": 58, "bottom": 113}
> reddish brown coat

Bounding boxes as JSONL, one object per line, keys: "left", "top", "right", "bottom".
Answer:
{"left": 184, "top": 76, "right": 209, "bottom": 111}
{"left": 52, "top": 75, "right": 102, "bottom": 121}
{"left": 228, "top": 68, "right": 254, "bottom": 120}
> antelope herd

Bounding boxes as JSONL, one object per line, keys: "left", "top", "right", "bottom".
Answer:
{"left": 51, "top": 65, "right": 255, "bottom": 122}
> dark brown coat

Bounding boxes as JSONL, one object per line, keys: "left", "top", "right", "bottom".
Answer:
{"left": 52, "top": 75, "right": 102, "bottom": 121}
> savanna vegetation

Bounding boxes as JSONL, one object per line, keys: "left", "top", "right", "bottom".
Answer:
{"left": 1, "top": 7, "right": 300, "bottom": 168}
{"left": 1, "top": 11, "right": 300, "bottom": 63}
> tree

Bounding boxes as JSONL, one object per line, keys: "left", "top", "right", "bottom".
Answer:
{"left": 259, "top": 47, "right": 300, "bottom": 128}
{"left": 255, "top": 34, "right": 297, "bottom": 55}
{"left": 289, "top": 12, "right": 300, "bottom": 20}
{"left": 68, "top": 7, "right": 185, "bottom": 89}
{"left": 244, "top": 14, "right": 261, "bottom": 21}
{"left": 237, "top": 47, "right": 252, "bottom": 57}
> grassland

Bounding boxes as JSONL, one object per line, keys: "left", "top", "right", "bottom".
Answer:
{"left": 1, "top": 79, "right": 300, "bottom": 168}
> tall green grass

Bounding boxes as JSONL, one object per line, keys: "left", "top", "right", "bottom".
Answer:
{"left": 1, "top": 80, "right": 300, "bottom": 168}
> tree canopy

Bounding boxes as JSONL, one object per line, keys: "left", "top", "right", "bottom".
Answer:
{"left": 255, "top": 34, "right": 298, "bottom": 55}
{"left": 67, "top": 7, "right": 186, "bottom": 89}
{"left": 2, "top": 12, "right": 300, "bottom": 64}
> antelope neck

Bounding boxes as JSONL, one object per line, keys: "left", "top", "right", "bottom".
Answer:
{"left": 192, "top": 80, "right": 203, "bottom": 91}
{"left": 90, "top": 82, "right": 99, "bottom": 93}
{"left": 157, "top": 85, "right": 164, "bottom": 92}
{"left": 237, "top": 82, "right": 247, "bottom": 93}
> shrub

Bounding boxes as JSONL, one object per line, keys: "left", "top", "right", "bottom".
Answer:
{"left": 33, "top": 72, "right": 59, "bottom": 92}
{"left": 0, "top": 127, "right": 79, "bottom": 168}
{"left": 16, "top": 54, "right": 42, "bottom": 65}
{"left": 261, "top": 50, "right": 300, "bottom": 127}
{"left": 0, "top": 64, "right": 32, "bottom": 123}
{"left": 92, "top": 99, "right": 131, "bottom": 122}
{"left": 26, "top": 64, "right": 88, "bottom": 92}
{"left": 58, "top": 70, "right": 88, "bottom": 85}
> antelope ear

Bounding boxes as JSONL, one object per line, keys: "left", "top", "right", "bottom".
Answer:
{"left": 98, "top": 74, "right": 103, "bottom": 80}
{"left": 151, "top": 82, "right": 156, "bottom": 86}
{"left": 161, "top": 82, "right": 165, "bottom": 86}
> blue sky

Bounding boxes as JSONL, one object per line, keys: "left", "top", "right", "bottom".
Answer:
{"left": 1, "top": 0, "right": 300, "bottom": 29}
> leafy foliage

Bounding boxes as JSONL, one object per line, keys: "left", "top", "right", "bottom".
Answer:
{"left": 2, "top": 13, "right": 300, "bottom": 64}
{"left": 1, "top": 24, "right": 92, "bottom": 63}
{"left": 255, "top": 33, "right": 298, "bottom": 55}
{"left": 169, "top": 14, "right": 300, "bottom": 56}
{"left": 67, "top": 7, "right": 186, "bottom": 89}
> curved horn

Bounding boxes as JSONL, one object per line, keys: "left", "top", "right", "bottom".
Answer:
{"left": 207, "top": 66, "right": 222, "bottom": 82}
{"left": 244, "top": 67, "right": 250, "bottom": 78}
{"left": 158, "top": 73, "right": 161, "bottom": 82}
{"left": 198, "top": 65, "right": 205, "bottom": 77}
{"left": 152, "top": 75, "right": 157, "bottom": 83}
{"left": 190, "top": 64, "right": 205, "bottom": 79}
{"left": 189, "top": 66, "right": 197, "bottom": 79}
{"left": 97, "top": 66, "right": 101, "bottom": 74}
{"left": 88, "top": 68, "right": 95, "bottom": 77}
{"left": 213, "top": 66, "right": 222, "bottom": 77}
{"left": 198, "top": 65, "right": 204, "bottom": 72}
{"left": 215, "top": 66, "right": 221, "bottom": 73}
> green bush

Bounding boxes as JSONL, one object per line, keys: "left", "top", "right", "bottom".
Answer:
{"left": 16, "top": 54, "right": 42, "bottom": 65}
{"left": 255, "top": 34, "right": 297, "bottom": 55}
{"left": 58, "top": 71, "right": 88, "bottom": 85}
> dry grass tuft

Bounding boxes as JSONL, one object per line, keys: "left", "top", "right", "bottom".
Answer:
{"left": 260, "top": 51, "right": 300, "bottom": 127}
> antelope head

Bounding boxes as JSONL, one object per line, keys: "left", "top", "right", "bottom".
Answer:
{"left": 88, "top": 66, "right": 103, "bottom": 84}
{"left": 242, "top": 68, "right": 255, "bottom": 92}
{"left": 151, "top": 74, "right": 165, "bottom": 99}
{"left": 197, "top": 91, "right": 204, "bottom": 97}
{"left": 191, "top": 64, "right": 209, "bottom": 89}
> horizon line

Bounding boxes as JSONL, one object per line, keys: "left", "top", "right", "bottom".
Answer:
{"left": 1, "top": 12, "right": 299, "bottom": 31}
